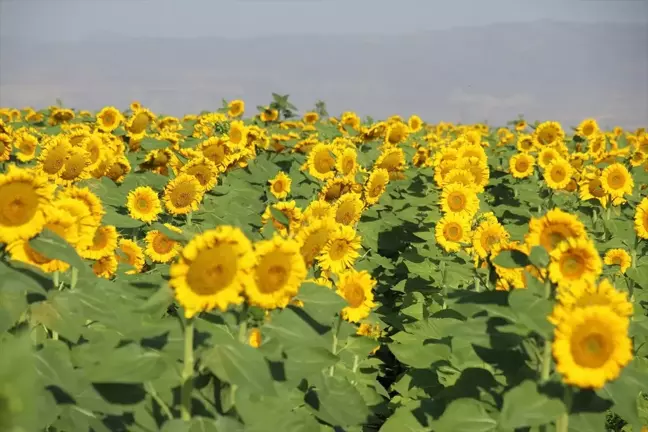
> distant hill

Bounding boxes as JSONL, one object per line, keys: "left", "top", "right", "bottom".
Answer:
{"left": 0, "top": 20, "right": 646, "bottom": 128}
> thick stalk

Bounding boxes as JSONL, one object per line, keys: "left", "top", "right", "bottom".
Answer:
{"left": 180, "top": 317, "right": 195, "bottom": 421}
{"left": 540, "top": 278, "right": 553, "bottom": 383}
{"left": 186, "top": 212, "right": 193, "bottom": 226}
{"left": 53, "top": 271, "right": 60, "bottom": 290}
{"left": 70, "top": 267, "right": 79, "bottom": 290}
{"left": 555, "top": 387, "right": 572, "bottom": 432}
{"left": 329, "top": 315, "right": 343, "bottom": 377}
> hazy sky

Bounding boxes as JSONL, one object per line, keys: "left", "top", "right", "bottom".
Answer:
{"left": 1, "top": 0, "right": 647, "bottom": 41}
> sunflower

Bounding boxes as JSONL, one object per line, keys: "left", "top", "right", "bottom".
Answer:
{"left": 412, "top": 146, "right": 431, "bottom": 167}
{"left": 336, "top": 270, "right": 376, "bottom": 323}
{"left": 439, "top": 183, "right": 479, "bottom": 219}
{"left": 544, "top": 158, "right": 573, "bottom": 190}
{"left": 456, "top": 157, "right": 489, "bottom": 193}
{"left": 95, "top": 106, "right": 123, "bottom": 132}
{"left": 317, "top": 224, "right": 361, "bottom": 274}
{"left": 333, "top": 193, "right": 364, "bottom": 226}
{"left": 116, "top": 239, "right": 145, "bottom": 275}
{"left": 457, "top": 145, "right": 487, "bottom": 164}
{"left": 170, "top": 226, "right": 254, "bottom": 317}
{"left": 435, "top": 213, "right": 471, "bottom": 253}
{"left": 126, "top": 108, "right": 155, "bottom": 135}
{"left": 245, "top": 235, "right": 307, "bottom": 309}
{"left": 551, "top": 279, "right": 633, "bottom": 327}
{"left": 296, "top": 217, "right": 336, "bottom": 267}
{"left": 320, "top": 177, "right": 357, "bottom": 203}
{"left": 303, "top": 199, "right": 333, "bottom": 221}
{"left": 634, "top": 197, "right": 648, "bottom": 239}
{"left": 553, "top": 305, "right": 632, "bottom": 389}
{"left": 533, "top": 121, "right": 564, "bottom": 147}
{"left": 145, "top": 224, "right": 182, "bottom": 263}
{"left": 49, "top": 108, "right": 75, "bottom": 125}
{"left": 260, "top": 107, "right": 279, "bottom": 123}
{"left": 268, "top": 171, "right": 292, "bottom": 199}
{"left": 14, "top": 132, "right": 38, "bottom": 162}
{"left": 364, "top": 168, "right": 390, "bottom": 205}
{"left": 227, "top": 99, "right": 245, "bottom": 118}
{"left": 549, "top": 237, "right": 602, "bottom": 287}
{"left": 248, "top": 328, "right": 263, "bottom": 348}
{"left": 261, "top": 201, "right": 303, "bottom": 235}
{"left": 579, "top": 173, "right": 608, "bottom": 207}
{"left": 335, "top": 147, "right": 358, "bottom": 178}
{"left": 79, "top": 225, "right": 118, "bottom": 259}
{"left": 526, "top": 208, "right": 587, "bottom": 252}
{"left": 600, "top": 163, "right": 633, "bottom": 199}
{"left": 306, "top": 143, "right": 336, "bottom": 181}
{"left": 509, "top": 153, "right": 535, "bottom": 178}
{"left": 576, "top": 118, "right": 599, "bottom": 139}
{"left": 0, "top": 166, "right": 55, "bottom": 244}
{"left": 37, "top": 135, "right": 71, "bottom": 178}
{"left": 384, "top": 122, "right": 409, "bottom": 146}
{"left": 126, "top": 186, "right": 162, "bottom": 223}
{"left": 8, "top": 207, "right": 78, "bottom": 273}
{"left": 303, "top": 112, "right": 319, "bottom": 124}
{"left": 472, "top": 219, "right": 510, "bottom": 260}
{"left": 375, "top": 145, "right": 406, "bottom": 179}
{"left": 53, "top": 197, "right": 97, "bottom": 249}
{"left": 88, "top": 254, "right": 116, "bottom": 279}
{"left": 198, "top": 136, "right": 233, "bottom": 172}
{"left": 227, "top": 120, "right": 248, "bottom": 150}
{"left": 603, "top": 249, "right": 632, "bottom": 274}
{"left": 180, "top": 156, "right": 219, "bottom": 190}
{"left": 57, "top": 146, "right": 92, "bottom": 186}
{"left": 105, "top": 155, "right": 131, "bottom": 183}
{"left": 163, "top": 174, "right": 204, "bottom": 215}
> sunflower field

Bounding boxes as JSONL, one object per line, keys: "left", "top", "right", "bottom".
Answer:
{"left": 1, "top": 98, "right": 648, "bottom": 432}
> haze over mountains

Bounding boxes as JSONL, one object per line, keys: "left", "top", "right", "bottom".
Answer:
{"left": 1, "top": 20, "right": 646, "bottom": 128}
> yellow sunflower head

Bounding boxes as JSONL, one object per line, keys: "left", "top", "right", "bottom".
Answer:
{"left": 180, "top": 156, "right": 219, "bottom": 191}
{"left": 170, "top": 226, "right": 254, "bottom": 317}
{"left": 634, "top": 197, "right": 648, "bottom": 239}
{"left": 336, "top": 270, "right": 377, "bottom": 323}
{"left": 407, "top": 115, "right": 423, "bottom": 133}
{"left": 163, "top": 174, "right": 204, "bottom": 215}
{"left": 552, "top": 305, "right": 632, "bottom": 389}
{"left": 307, "top": 143, "right": 337, "bottom": 181}
{"left": 472, "top": 219, "right": 510, "bottom": 260}
{"left": 435, "top": 213, "right": 471, "bottom": 253}
{"left": 245, "top": 235, "right": 307, "bottom": 310}
{"left": 116, "top": 239, "right": 145, "bottom": 275}
{"left": 127, "top": 186, "right": 162, "bottom": 223}
{"left": 601, "top": 163, "right": 633, "bottom": 199}
{"left": 333, "top": 192, "right": 364, "bottom": 226}
{"left": 364, "top": 168, "right": 390, "bottom": 205}
{"left": 79, "top": 225, "right": 118, "bottom": 260}
{"left": 317, "top": 223, "right": 362, "bottom": 274}
{"left": 296, "top": 217, "right": 336, "bottom": 267}
{"left": 268, "top": 171, "right": 292, "bottom": 199}
{"left": 543, "top": 158, "right": 574, "bottom": 190}
{"left": 0, "top": 165, "right": 55, "bottom": 244}
{"left": 96, "top": 106, "right": 123, "bottom": 132}
{"left": 227, "top": 99, "right": 245, "bottom": 118}
{"left": 384, "top": 122, "right": 409, "bottom": 146}
{"left": 439, "top": 183, "right": 479, "bottom": 219}
{"left": 526, "top": 208, "right": 587, "bottom": 252}
{"left": 93, "top": 254, "right": 119, "bottom": 279}
{"left": 548, "top": 237, "right": 602, "bottom": 287}
{"left": 603, "top": 249, "right": 632, "bottom": 274}
{"left": 303, "top": 111, "right": 319, "bottom": 125}
{"left": 335, "top": 147, "right": 358, "bottom": 178}
{"left": 509, "top": 153, "right": 535, "bottom": 179}
{"left": 145, "top": 224, "right": 182, "bottom": 263}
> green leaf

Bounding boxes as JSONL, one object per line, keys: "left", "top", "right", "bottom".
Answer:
{"left": 265, "top": 308, "right": 328, "bottom": 348}
{"left": 508, "top": 289, "right": 553, "bottom": 338}
{"left": 379, "top": 406, "right": 426, "bottom": 432}
{"left": 389, "top": 340, "right": 450, "bottom": 368}
{"left": 83, "top": 345, "right": 167, "bottom": 383}
{"left": 102, "top": 210, "right": 145, "bottom": 228}
{"left": 499, "top": 380, "right": 566, "bottom": 429}
{"left": 528, "top": 245, "right": 550, "bottom": 268}
{"left": 492, "top": 249, "right": 530, "bottom": 268}
{"left": 29, "top": 229, "right": 87, "bottom": 271}
{"left": 296, "top": 283, "right": 347, "bottom": 324}
{"left": 432, "top": 398, "right": 497, "bottom": 432}
{"left": 150, "top": 223, "right": 187, "bottom": 242}
{"left": 284, "top": 346, "right": 338, "bottom": 381}
{"left": 306, "top": 375, "right": 370, "bottom": 427}
{"left": 202, "top": 342, "right": 276, "bottom": 396}
{"left": 140, "top": 137, "right": 171, "bottom": 151}
{"left": 599, "top": 362, "right": 648, "bottom": 430}
{"left": 269, "top": 206, "right": 290, "bottom": 228}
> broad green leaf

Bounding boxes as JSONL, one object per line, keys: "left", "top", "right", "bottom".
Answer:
{"left": 150, "top": 223, "right": 187, "bottom": 242}
{"left": 102, "top": 210, "right": 145, "bottom": 228}
{"left": 265, "top": 307, "right": 328, "bottom": 347}
{"left": 83, "top": 345, "right": 167, "bottom": 383}
{"left": 284, "top": 346, "right": 338, "bottom": 380}
{"left": 296, "top": 282, "right": 347, "bottom": 324}
{"left": 379, "top": 406, "right": 426, "bottom": 432}
{"left": 140, "top": 137, "right": 171, "bottom": 151}
{"left": 499, "top": 380, "right": 566, "bottom": 429}
{"left": 269, "top": 206, "right": 290, "bottom": 227}
{"left": 202, "top": 342, "right": 276, "bottom": 396}
{"left": 528, "top": 245, "right": 550, "bottom": 268}
{"left": 432, "top": 398, "right": 497, "bottom": 432}
{"left": 599, "top": 362, "right": 648, "bottom": 430}
{"left": 29, "top": 229, "right": 87, "bottom": 271}
{"left": 306, "top": 375, "right": 370, "bottom": 427}
{"left": 492, "top": 249, "right": 530, "bottom": 268}
{"left": 508, "top": 289, "right": 553, "bottom": 338}
{"left": 389, "top": 340, "right": 450, "bottom": 368}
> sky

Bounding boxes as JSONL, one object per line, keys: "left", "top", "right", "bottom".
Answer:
{"left": 1, "top": 0, "right": 647, "bottom": 41}
{"left": 0, "top": 0, "right": 647, "bottom": 126}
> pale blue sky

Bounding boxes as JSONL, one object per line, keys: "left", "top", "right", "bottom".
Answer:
{"left": 1, "top": 0, "right": 647, "bottom": 41}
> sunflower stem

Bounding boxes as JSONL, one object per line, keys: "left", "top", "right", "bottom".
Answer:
{"left": 53, "top": 271, "right": 60, "bottom": 290}
{"left": 540, "top": 278, "right": 553, "bottom": 383}
{"left": 180, "top": 316, "right": 195, "bottom": 421}
{"left": 186, "top": 212, "right": 193, "bottom": 227}
{"left": 69, "top": 267, "right": 79, "bottom": 290}
{"left": 555, "top": 386, "right": 572, "bottom": 432}
{"left": 329, "top": 315, "right": 343, "bottom": 377}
